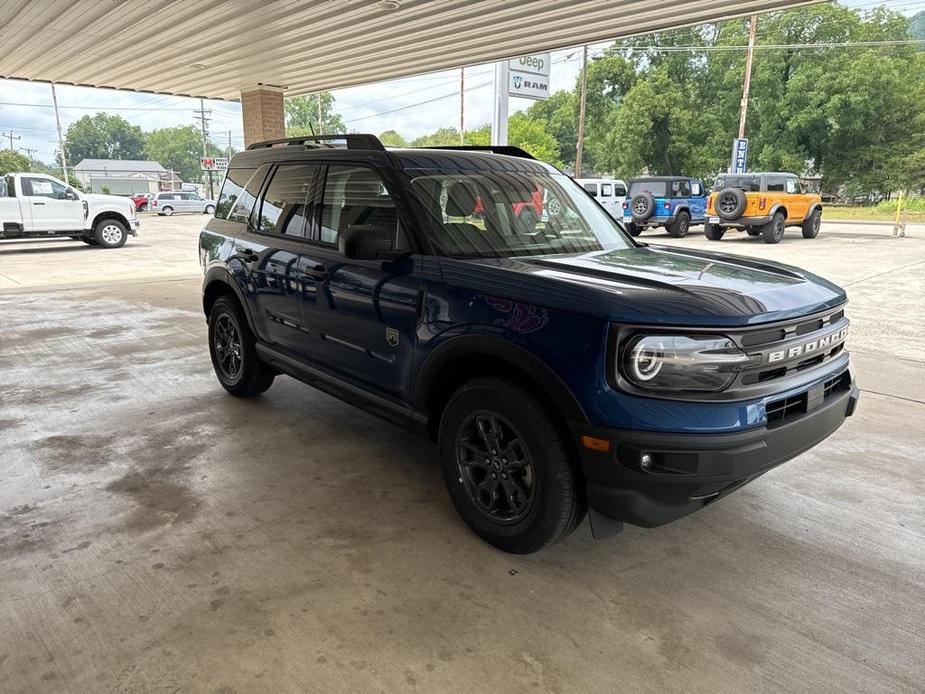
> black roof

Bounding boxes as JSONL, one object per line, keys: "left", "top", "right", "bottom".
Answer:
{"left": 628, "top": 175, "right": 700, "bottom": 182}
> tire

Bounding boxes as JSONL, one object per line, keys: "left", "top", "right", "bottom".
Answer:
{"left": 630, "top": 192, "right": 655, "bottom": 222}
{"left": 761, "top": 212, "right": 786, "bottom": 244}
{"left": 715, "top": 188, "right": 747, "bottom": 220}
{"left": 94, "top": 219, "right": 127, "bottom": 248}
{"left": 208, "top": 296, "right": 275, "bottom": 397}
{"left": 625, "top": 221, "right": 642, "bottom": 237}
{"left": 802, "top": 208, "right": 821, "bottom": 239}
{"left": 703, "top": 222, "right": 725, "bottom": 241}
{"left": 205, "top": 204, "right": 216, "bottom": 215}
{"left": 161, "top": 206, "right": 174, "bottom": 216}
{"left": 81, "top": 237, "right": 98, "bottom": 245}
{"left": 746, "top": 228, "right": 761, "bottom": 237}
{"left": 438, "top": 377, "right": 585, "bottom": 554}
{"left": 667, "top": 210, "right": 691, "bottom": 238}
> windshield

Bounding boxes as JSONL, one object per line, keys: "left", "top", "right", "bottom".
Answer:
{"left": 714, "top": 175, "right": 760, "bottom": 192}
{"left": 628, "top": 180, "right": 667, "bottom": 197}
{"left": 403, "top": 169, "right": 633, "bottom": 258}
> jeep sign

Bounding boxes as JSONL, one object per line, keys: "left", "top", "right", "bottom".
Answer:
{"left": 508, "top": 53, "right": 551, "bottom": 76}
{"left": 507, "top": 53, "right": 551, "bottom": 101}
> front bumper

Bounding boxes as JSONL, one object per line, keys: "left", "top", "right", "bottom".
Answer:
{"left": 570, "top": 380, "right": 859, "bottom": 528}
{"left": 709, "top": 214, "right": 771, "bottom": 227}
{"left": 128, "top": 219, "right": 140, "bottom": 235}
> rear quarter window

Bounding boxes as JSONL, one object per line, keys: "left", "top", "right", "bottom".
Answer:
{"left": 216, "top": 167, "right": 256, "bottom": 219}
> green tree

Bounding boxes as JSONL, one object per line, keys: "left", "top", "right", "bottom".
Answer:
{"left": 508, "top": 112, "right": 562, "bottom": 166}
{"left": 144, "top": 125, "right": 210, "bottom": 184}
{"left": 524, "top": 90, "right": 578, "bottom": 168}
{"left": 0, "top": 150, "right": 31, "bottom": 176}
{"left": 411, "top": 127, "right": 462, "bottom": 147}
{"left": 285, "top": 92, "right": 346, "bottom": 135}
{"left": 65, "top": 113, "right": 145, "bottom": 164}
{"left": 378, "top": 130, "right": 408, "bottom": 147}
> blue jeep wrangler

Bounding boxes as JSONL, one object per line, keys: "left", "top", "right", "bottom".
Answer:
{"left": 200, "top": 135, "right": 858, "bottom": 553}
{"left": 623, "top": 176, "right": 707, "bottom": 237}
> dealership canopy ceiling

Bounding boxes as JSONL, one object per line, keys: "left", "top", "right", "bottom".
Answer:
{"left": 0, "top": 0, "right": 818, "bottom": 100}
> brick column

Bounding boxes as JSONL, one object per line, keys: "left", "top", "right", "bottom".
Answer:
{"left": 240, "top": 84, "right": 285, "bottom": 147}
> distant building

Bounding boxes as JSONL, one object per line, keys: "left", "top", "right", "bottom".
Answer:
{"left": 73, "top": 159, "right": 181, "bottom": 194}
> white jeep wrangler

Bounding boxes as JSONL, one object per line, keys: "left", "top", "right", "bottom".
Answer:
{"left": 0, "top": 172, "right": 139, "bottom": 248}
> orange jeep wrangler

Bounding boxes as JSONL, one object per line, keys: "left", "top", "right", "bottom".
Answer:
{"left": 704, "top": 172, "right": 822, "bottom": 244}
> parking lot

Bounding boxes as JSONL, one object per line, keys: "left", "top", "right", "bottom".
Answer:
{"left": 1, "top": 215, "right": 923, "bottom": 692}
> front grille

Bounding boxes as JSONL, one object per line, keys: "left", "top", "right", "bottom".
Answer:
{"left": 766, "top": 370, "right": 850, "bottom": 424}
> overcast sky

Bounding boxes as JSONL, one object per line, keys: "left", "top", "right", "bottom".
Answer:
{"left": 0, "top": 0, "right": 916, "bottom": 166}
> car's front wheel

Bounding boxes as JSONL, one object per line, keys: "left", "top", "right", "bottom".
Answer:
{"left": 94, "top": 219, "right": 127, "bottom": 248}
{"left": 439, "top": 377, "right": 584, "bottom": 553}
{"left": 208, "top": 296, "right": 275, "bottom": 397}
{"left": 205, "top": 204, "right": 216, "bottom": 215}
{"left": 802, "top": 209, "right": 821, "bottom": 239}
{"left": 667, "top": 210, "right": 691, "bottom": 238}
{"left": 161, "top": 206, "right": 174, "bottom": 216}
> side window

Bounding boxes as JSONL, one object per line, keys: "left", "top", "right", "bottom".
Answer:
{"left": 766, "top": 177, "right": 785, "bottom": 192}
{"left": 785, "top": 178, "right": 801, "bottom": 194}
{"left": 582, "top": 183, "right": 598, "bottom": 197}
{"left": 319, "top": 166, "right": 400, "bottom": 248}
{"left": 613, "top": 183, "right": 627, "bottom": 197}
{"left": 178, "top": 192, "right": 190, "bottom": 200}
{"left": 676, "top": 180, "right": 691, "bottom": 197}
{"left": 257, "top": 164, "right": 320, "bottom": 237}
{"left": 23, "top": 177, "right": 66, "bottom": 199}
{"left": 601, "top": 183, "right": 613, "bottom": 197}
{"left": 228, "top": 164, "right": 270, "bottom": 225}
{"left": 691, "top": 181, "right": 703, "bottom": 196}
{"left": 216, "top": 167, "right": 254, "bottom": 219}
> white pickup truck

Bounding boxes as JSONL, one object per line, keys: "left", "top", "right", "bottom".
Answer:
{"left": 0, "top": 172, "right": 139, "bottom": 248}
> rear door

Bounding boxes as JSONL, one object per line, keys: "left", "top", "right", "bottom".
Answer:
{"left": 19, "top": 176, "right": 83, "bottom": 231}
{"left": 237, "top": 163, "right": 322, "bottom": 356}
{"left": 689, "top": 179, "right": 706, "bottom": 220}
{"left": 296, "top": 163, "right": 420, "bottom": 396}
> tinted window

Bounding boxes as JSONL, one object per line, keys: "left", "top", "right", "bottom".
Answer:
{"left": 691, "top": 181, "right": 703, "bottom": 196}
{"left": 672, "top": 180, "right": 691, "bottom": 197}
{"left": 23, "top": 177, "right": 66, "bottom": 198}
{"left": 601, "top": 183, "right": 612, "bottom": 197}
{"left": 320, "top": 166, "right": 399, "bottom": 247}
{"left": 785, "top": 178, "right": 801, "bottom": 194}
{"left": 216, "top": 167, "right": 254, "bottom": 219}
{"left": 229, "top": 165, "right": 270, "bottom": 224}
{"left": 257, "top": 164, "right": 319, "bottom": 237}
{"left": 613, "top": 183, "right": 627, "bottom": 197}
{"left": 766, "top": 176, "right": 786, "bottom": 192}
{"left": 178, "top": 192, "right": 191, "bottom": 200}
{"left": 583, "top": 183, "right": 598, "bottom": 196}
{"left": 714, "top": 175, "right": 760, "bottom": 192}
{"left": 629, "top": 181, "right": 667, "bottom": 197}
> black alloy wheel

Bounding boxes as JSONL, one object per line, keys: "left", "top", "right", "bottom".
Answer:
{"left": 212, "top": 313, "right": 243, "bottom": 382}
{"left": 207, "top": 296, "right": 275, "bottom": 397}
{"left": 455, "top": 411, "right": 537, "bottom": 524}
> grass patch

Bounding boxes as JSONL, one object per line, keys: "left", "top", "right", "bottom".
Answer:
{"left": 824, "top": 206, "right": 925, "bottom": 223}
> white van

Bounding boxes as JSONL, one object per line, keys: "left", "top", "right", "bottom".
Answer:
{"left": 575, "top": 178, "right": 627, "bottom": 218}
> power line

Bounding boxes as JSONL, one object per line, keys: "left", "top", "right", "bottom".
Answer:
{"left": 344, "top": 80, "right": 492, "bottom": 124}
{"left": 1, "top": 130, "right": 21, "bottom": 150}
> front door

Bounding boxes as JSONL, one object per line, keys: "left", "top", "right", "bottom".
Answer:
{"left": 297, "top": 164, "right": 419, "bottom": 397}
{"left": 20, "top": 176, "right": 83, "bottom": 231}
{"left": 236, "top": 163, "right": 322, "bottom": 356}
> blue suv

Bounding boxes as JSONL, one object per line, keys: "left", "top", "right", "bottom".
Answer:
{"left": 623, "top": 176, "right": 707, "bottom": 237}
{"left": 200, "top": 135, "right": 858, "bottom": 553}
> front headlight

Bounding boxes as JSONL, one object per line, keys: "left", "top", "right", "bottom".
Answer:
{"left": 621, "top": 334, "right": 751, "bottom": 392}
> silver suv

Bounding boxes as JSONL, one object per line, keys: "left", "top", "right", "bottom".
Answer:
{"left": 151, "top": 191, "right": 216, "bottom": 216}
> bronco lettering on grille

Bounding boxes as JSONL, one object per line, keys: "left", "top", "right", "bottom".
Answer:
{"left": 767, "top": 326, "right": 849, "bottom": 364}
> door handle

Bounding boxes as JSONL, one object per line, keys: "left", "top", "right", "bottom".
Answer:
{"left": 32, "top": 201, "right": 45, "bottom": 206}
{"left": 239, "top": 248, "right": 259, "bottom": 262}
{"left": 299, "top": 264, "right": 328, "bottom": 281}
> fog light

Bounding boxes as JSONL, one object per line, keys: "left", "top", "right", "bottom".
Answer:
{"left": 640, "top": 453, "right": 653, "bottom": 470}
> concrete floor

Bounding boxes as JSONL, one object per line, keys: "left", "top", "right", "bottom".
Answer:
{"left": 1, "top": 216, "right": 923, "bottom": 693}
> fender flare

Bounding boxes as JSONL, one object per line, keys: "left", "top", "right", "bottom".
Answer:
{"left": 202, "top": 265, "right": 258, "bottom": 334}
{"left": 805, "top": 202, "right": 823, "bottom": 220}
{"left": 672, "top": 204, "right": 690, "bottom": 217}
{"left": 90, "top": 209, "right": 130, "bottom": 231}
{"left": 414, "top": 333, "right": 588, "bottom": 422}
{"left": 767, "top": 203, "right": 788, "bottom": 221}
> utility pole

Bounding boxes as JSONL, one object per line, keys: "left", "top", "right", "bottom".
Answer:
{"left": 50, "top": 84, "right": 69, "bottom": 182}
{"left": 459, "top": 67, "right": 465, "bottom": 145}
{"left": 575, "top": 44, "right": 589, "bottom": 177}
{"left": 738, "top": 15, "right": 758, "bottom": 139}
{"left": 22, "top": 147, "right": 37, "bottom": 161}
{"left": 227, "top": 130, "right": 232, "bottom": 155}
{"left": 1, "top": 130, "right": 20, "bottom": 151}
{"left": 194, "top": 98, "right": 213, "bottom": 198}
{"left": 317, "top": 93, "right": 323, "bottom": 133}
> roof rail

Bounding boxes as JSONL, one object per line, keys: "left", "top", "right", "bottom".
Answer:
{"left": 417, "top": 145, "right": 536, "bottom": 160}
{"left": 247, "top": 134, "right": 385, "bottom": 151}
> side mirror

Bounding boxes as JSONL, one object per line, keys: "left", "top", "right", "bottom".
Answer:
{"left": 339, "top": 225, "right": 394, "bottom": 261}
{"left": 64, "top": 188, "right": 79, "bottom": 201}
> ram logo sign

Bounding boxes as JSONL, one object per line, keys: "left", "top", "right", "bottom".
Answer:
{"left": 508, "top": 53, "right": 551, "bottom": 101}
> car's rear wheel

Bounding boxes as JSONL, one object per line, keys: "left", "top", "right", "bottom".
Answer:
{"left": 625, "top": 221, "right": 642, "bottom": 237}
{"left": 161, "top": 206, "right": 174, "bottom": 216}
{"left": 667, "top": 210, "right": 691, "bottom": 238}
{"left": 94, "top": 219, "right": 127, "bottom": 248}
{"left": 802, "top": 209, "right": 821, "bottom": 238}
{"left": 208, "top": 296, "right": 275, "bottom": 397}
{"left": 703, "top": 222, "right": 725, "bottom": 241}
{"left": 746, "top": 228, "right": 761, "bottom": 237}
{"left": 439, "top": 377, "right": 584, "bottom": 554}
{"left": 761, "top": 212, "right": 786, "bottom": 244}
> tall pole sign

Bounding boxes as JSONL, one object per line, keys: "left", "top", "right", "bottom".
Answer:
{"left": 492, "top": 52, "right": 551, "bottom": 146}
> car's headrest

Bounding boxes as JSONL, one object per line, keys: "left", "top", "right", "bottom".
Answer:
{"left": 445, "top": 180, "right": 480, "bottom": 217}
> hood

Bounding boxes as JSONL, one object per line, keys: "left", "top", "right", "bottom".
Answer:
{"left": 85, "top": 193, "right": 134, "bottom": 209}
{"left": 440, "top": 245, "right": 846, "bottom": 326}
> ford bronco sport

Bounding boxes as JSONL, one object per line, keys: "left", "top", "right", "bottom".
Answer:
{"left": 200, "top": 135, "right": 858, "bottom": 554}
{"left": 705, "top": 172, "right": 822, "bottom": 244}
{"left": 622, "top": 176, "right": 706, "bottom": 238}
